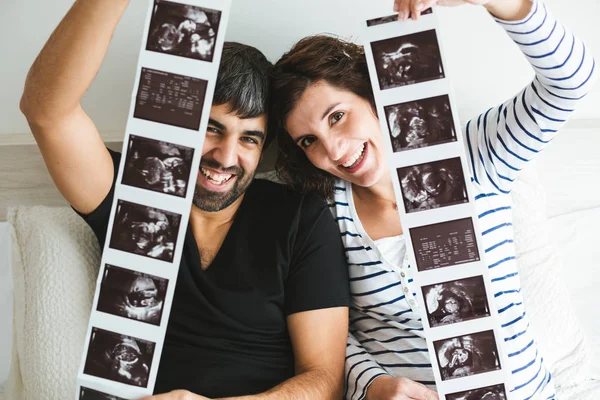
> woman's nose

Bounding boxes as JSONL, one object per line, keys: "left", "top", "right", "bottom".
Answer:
{"left": 323, "top": 136, "right": 348, "bottom": 163}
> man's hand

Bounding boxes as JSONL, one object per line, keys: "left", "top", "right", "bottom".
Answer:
{"left": 141, "top": 390, "right": 210, "bottom": 400}
{"left": 393, "top": 0, "right": 531, "bottom": 21}
{"left": 366, "top": 375, "right": 439, "bottom": 400}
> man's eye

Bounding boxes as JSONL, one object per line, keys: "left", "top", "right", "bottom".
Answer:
{"left": 300, "top": 136, "right": 316, "bottom": 148}
{"left": 207, "top": 127, "right": 220, "bottom": 134}
{"left": 242, "top": 137, "right": 259, "bottom": 145}
{"left": 330, "top": 112, "right": 345, "bottom": 125}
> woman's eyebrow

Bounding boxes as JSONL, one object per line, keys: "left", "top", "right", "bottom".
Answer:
{"left": 321, "top": 103, "right": 341, "bottom": 121}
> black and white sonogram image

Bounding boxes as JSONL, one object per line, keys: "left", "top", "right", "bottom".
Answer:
{"left": 423, "top": 276, "right": 490, "bottom": 327}
{"left": 434, "top": 330, "right": 501, "bottom": 381}
{"left": 79, "top": 387, "right": 126, "bottom": 400}
{"left": 122, "top": 135, "right": 194, "bottom": 198}
{"left": 371, "top": 30, "right": 444, "bottom": 90}
{"left": 146, "top": 0, "right": 221, "bottom": 62}
{"left": 97, "top": 264, "right": 168, "bottom": 326}
{"left": 367, "top": 9, "right": 432, "bottom": 27}
{"left": 109, "top": 200, "right": 181, "bottom": 263}
{"left": 410, "top": 218, "right": 480, "bottom": 271}
{"left": 134, "top": 68, "right": 208, "bottom": 130}
{"left": 398, "top": 158, "right": 468, "bottom": 213}
{"left": 84, "top": 328, "right": 155, "bottom": 388}
{"left": 385, "top": 95, "right": 456, "bottom": 152}
{"left": 446, "top": 384, "right": 507, "bottom": 400}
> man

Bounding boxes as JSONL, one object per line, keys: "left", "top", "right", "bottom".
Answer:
{"left": 19, "top": 0, "right": 350, "bottom": 399}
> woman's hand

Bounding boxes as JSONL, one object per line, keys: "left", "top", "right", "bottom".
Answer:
{"left": 393, "top": 0, "right": 531, "bottom": 21}
{"left": 366, "top": 375, "right": 439, "bottom": 400}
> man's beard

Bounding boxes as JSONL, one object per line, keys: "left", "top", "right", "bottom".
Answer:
{"left": 192, "top": 159, "right": 255, "bottom": 212}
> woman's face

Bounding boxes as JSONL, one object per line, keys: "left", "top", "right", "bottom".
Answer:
{"left": 285, "top": 81, "right": 388, "bottom": 188}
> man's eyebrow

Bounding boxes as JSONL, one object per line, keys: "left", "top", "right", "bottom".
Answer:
{"left": 208, "top": 118, "right": 226, "bottom": 131}
{"left": 321, "top": 103, "right": 341, "bottom": 121}
{"left": 244, "top": 130, "right": 266, "bottom": 143}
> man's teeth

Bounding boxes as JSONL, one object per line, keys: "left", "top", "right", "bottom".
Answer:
{"left": 201, "top": 167, "right": 233, "bottom": 184}
{"left": 342, "top": 144, "right": 366, "bottom": 168}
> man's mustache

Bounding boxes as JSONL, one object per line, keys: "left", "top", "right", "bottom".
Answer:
{"left": 200, "top": 159, "right": 243, "bottom": 176}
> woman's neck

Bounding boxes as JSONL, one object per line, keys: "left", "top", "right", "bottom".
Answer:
{"left": 352, "top": 169, "right": 397, "bottom": 205}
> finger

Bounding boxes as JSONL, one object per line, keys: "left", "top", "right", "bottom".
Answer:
{"left": 404, "top": 381, "right": 440, "bottom": 400}
{"left": 399, "top": 0, "right": 411, "bottom": 20}
{"left": 412, "top": 0, "right": 437, "bottom": 20}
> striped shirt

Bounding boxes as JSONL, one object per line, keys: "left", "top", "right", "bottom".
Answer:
{"left": 332, "top": 2, "right": 598, "bottom": 399}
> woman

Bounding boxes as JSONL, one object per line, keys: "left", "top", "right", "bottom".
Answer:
{"left": 270, "top": 0, "right": 597, "bottom": 399}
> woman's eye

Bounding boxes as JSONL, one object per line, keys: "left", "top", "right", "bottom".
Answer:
{"left": 300, "top": 136, "right": 316, "bottom": 148}
{"left": 242, "top": 137, "right": 259, "bottom": 145}
{"left": 330, "top": 112, "right": 345, "bottom": 125}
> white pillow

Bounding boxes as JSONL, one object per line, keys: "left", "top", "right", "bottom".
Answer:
{"left": 511, "top": 164, "right": 594, "bottom": 392}
{"left": 5, "top": 206, "right": 100, "bottom": 400}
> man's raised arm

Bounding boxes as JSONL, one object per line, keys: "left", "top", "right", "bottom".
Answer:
{"left": 20, "top": 0, "right": 131, "bottom": 214}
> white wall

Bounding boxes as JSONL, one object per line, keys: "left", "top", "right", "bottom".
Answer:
{"left": 0, "top": 0, "right": 599, "bottom": 137}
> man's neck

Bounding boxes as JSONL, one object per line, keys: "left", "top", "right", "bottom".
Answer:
{"left": 189, "top": 194, "right": 246, "bottom": 269}
{"left": 189, "top": 194, "right": 245, "bottom": 231}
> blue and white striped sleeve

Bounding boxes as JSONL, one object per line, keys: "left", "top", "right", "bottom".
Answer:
{"left": 465, "top": 0, "right": 598, "bottom": 195}
{"left": 345, "top": 333, "right": 388, "bottom": 400}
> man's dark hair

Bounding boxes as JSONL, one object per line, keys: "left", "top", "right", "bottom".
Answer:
{"left": 214, "top": 42, "right": 274, "bottom": 148}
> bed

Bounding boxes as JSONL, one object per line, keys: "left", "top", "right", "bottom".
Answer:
{"left": 1, "top": 120, "right": 599, "bottom": 399}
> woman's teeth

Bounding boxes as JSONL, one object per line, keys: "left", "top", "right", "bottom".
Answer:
{"left": 341, "top": 144, "right": 366, "bottom": 168}
{"left": 201, "top": 167, "right": 233, "bottom": 184}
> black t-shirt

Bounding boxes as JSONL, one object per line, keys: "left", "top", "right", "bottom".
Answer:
{"left": 77, "top": 150, "right": 350, "bottom": 397}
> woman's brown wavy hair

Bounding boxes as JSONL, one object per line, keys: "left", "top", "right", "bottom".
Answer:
{"left": 270, "top": 35, "right": 376, "bottom": 199}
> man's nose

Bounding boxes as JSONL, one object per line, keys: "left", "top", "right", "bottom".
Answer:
{"left": 212, "top": 137, "right": 238, "bottom": 168}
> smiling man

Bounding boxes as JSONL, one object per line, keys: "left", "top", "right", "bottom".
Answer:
{"left": 19, "top": 1, "right": 350, "bottom": 399}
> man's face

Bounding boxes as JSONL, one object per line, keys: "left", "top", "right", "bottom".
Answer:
{"left": 193, "top": 103, "right": 267, "bottom": 212}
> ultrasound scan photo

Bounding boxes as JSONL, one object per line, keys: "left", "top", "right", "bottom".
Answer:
{"left": 385, "top": 95, "right": 456, "bottom": 152}
{"left": 97, "top": 264, "right": 168, "bottom": 326}
{"left": 446, "top": 384, "right": 507, "bottom": 400}
{"left": 410, "top": 218, "right": 480, "bottom": 271}
{"left": 367, "top": 8, "right": 432, "bottom": 27}
{"left": 84, "top": 328, "right": 155, "bottom": 388}
{"left": 423, "top": 276, "right": 490, "bottom": 327}
{"left": 109, "top": 200, "right": 181, "bottom": 263}
{"left": 79, "top": 387, "right": 126, "bottom": 400}
{"left": 122, "top": 135, "right": 194, "bottom": 198}
{"left": 146, "top": 0, "right": 221, "bottom": 62}
{"left": 371, "top": 29, "right": 444, "bottom": 90}
{"left": 434, "top": 330, "right": 501, "bottom": 381}
{"left": 398, "top": 158, "right": 468, "bottom": 213}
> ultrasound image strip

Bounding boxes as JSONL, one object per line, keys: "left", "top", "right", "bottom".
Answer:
{"left": 122, "top": 135, "right": 195, "bottom": 198}
{"left": 134, "top": 68, "right": 208, "bottom": 130}
{"left": 371, "top": 29, "right": 445, "bottom": 90}
{"left": 363, "top": 11, "right": 510, "bottom": 396}
{"left": 78, "top": 0, "right": 230, "bottom": 397}
{"left": 410, "top": 217, "right": 480, "bottom": 271}
{"left": 97, "top": 264, "right": 169, "bottom": 326}
{"left": 422, "top": 275, "right": 490, "bottom": 328}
